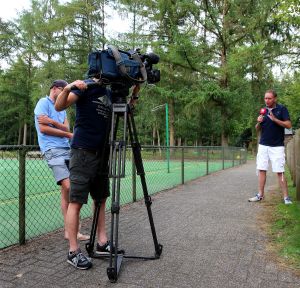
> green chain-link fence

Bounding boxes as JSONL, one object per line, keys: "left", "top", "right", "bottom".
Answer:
{"left": 0, "top": 145, "right": 247, "bottom": 249}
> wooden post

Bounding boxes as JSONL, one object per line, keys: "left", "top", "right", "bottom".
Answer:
{"left": 295, "top": 130, "right": 300, "bottom": 201}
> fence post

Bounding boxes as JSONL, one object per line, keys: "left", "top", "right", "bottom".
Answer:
{"left": 292, "top": 138, "right": 296, "bottom": 187}
{"left": 181, "top": 147, "right": 184, "bottom": 184}
{"left": 296, "top": 130, "right": 300, "bottom": 201}
{"left": 239, "top": 149, "right": 242, "bottom": 165}
{"left": 132, "top": 151, "right": 136, "bottom": 202}
{"left": 222, "top": 146, "right": 225, "bottom": 170}
{"left": 206, "top": 147, "right": 209, "bottom": 175}
{"left": 232, "top": 148, "right": 235, "bottom": 167}
{"left": 19, "top": 147, "right": 26, "bottom": 245}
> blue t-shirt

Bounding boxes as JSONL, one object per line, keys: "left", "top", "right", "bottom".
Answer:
{"left": 71, "top": 79, "right": 112, "bottom": 150}
{"left": 259, "top": 104, "right": 290, "bottom": 147}
{"left": 34, "top": 96, "right": 70, "bottom": 154}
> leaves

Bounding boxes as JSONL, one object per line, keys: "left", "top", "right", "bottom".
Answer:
{"left": 0, "top": 0, "right": 300, "bottom": 146}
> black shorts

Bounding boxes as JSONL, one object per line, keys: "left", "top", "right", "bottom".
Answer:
{"left": 69, "top": 148, "right": 110, "bottom": 204}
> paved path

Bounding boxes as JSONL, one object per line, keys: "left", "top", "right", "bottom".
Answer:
{"left": 1, "top": 161, "right": 300, "bottom": 288}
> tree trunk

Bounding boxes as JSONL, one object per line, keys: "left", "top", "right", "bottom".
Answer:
{"left": 178, "top": 137, "right": 182, "bottom": 147}
{"left": 23, "top": 123, "right": 27, "bottom": 145}
{"left": 157, "top": 128, "right": 161, "bottom": 156}
{"left": 18, "top": 125, "right": 22, "bottom": 145}
{"left": 152, "top": 126, "right": 156, "bottom": 146}
{"left": 169, "top": 98, "right": 175, "bottom": 148}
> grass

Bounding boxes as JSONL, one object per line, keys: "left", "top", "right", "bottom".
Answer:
{"left": 266, "top": 168, "right": 300, "bottom": 271}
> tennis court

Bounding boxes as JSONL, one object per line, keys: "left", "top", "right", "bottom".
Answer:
{"left": 0, "top": 146, "right": 245, "bottom": 249}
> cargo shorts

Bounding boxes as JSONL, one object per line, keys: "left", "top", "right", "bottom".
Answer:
{"left": 69, "top": 148, "right": 110, "bottom": 204}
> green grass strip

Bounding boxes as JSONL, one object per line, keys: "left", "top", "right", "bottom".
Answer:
{"left": 270, "top": 168, "right": 300, "bottom": 269}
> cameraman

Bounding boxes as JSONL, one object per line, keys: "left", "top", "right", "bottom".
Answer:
{"left": 55, "top": 78, "right": 139, "bottom": 270}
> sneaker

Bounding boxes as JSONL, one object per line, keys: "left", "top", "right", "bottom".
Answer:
{"left": 248, "top": 193, "right": 264, "bottom": 202}
{"left": 284, "top": 197, "right": 293, "bottom": 205}
{"left": 95, "top": 241, "right": 123, "bottom": 255}
{"left": 67, "top": 249, "right": 92, "bottom": 270}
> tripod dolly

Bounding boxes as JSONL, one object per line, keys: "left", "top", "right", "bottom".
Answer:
{"left": 85, "top": 95, "right": 163, "bottom": 283}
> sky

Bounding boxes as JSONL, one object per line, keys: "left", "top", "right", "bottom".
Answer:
{"left": 1, "top": 0, "right": 33, "bottom": 20}
{"left": 0, "top": 0, "right": 130, "bottom": 34}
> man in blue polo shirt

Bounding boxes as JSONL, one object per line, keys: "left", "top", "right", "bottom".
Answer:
{"left": 248, "top": 89, "right": 293, "bottom": 205}
{"left": 34, "top": 80, "right": 89, "bottom": 240}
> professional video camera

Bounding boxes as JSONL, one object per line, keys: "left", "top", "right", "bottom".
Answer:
{"left": 87, "top": 45, "right": 160, "bottom": 88}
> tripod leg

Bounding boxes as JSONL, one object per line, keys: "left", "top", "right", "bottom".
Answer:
{"left": 127, "top": 112, "right": 163, "bottom": 258}
{"left": 86, "top": 201, "right": 101, "bottom": 256}
{"left": 108, "top": 110, "right": 127, "bottom": 282}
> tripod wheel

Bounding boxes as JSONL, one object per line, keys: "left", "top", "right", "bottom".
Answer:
{"left": 107, "top": 267, "right": 117, "bottom": 283}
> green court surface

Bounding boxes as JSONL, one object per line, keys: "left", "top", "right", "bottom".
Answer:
{"left": 0, "top": 158, "right": 236, "bottom": 249}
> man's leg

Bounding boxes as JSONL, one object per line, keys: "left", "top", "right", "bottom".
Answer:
{"left": 66, "top": 201, "right": 92, "bottom": 270}
{"left": 277, "top": 172, "right": 288, "bottom": 199}
{"left": 97, "top": 198, "right": 108, "bottom": 245}
{"left": 258, "top": 170, "right": 267, "bottom": 197}
{"left": 66, "top": 202, "right": 82, "bottom": 252}
{"left": 60, "top": 178, "right": 70, "bottom": 239}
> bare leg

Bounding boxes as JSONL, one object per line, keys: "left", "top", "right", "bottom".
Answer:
{"left": 258, "top": 170, "right": 267, "bottom": 197}
{"left": 67, "top": 202, "right": 82, "bottom": 252}
{"left": 96, "top": 198, "right": 108, "bottom": 244}
{"left": 277, "top": 172, "right": 289, "bottom": 198}
{"left": 60, "top": 178, "right": 70, "bottom": 239}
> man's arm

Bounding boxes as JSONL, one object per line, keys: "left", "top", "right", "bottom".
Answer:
{"left": 255, "top": 115, "right": 263, "bottom": 132}
{"left": 39, "top": 123, "right": 73, "bottom": 138}
{"left": 128, "top": 84, "right": 140, "bottom": 106}
{"left": 38, "top": 115, "right": 70, "bottom": 132}
{"left": 268, "top": 111, "right": 292, "bottom": 129}
{"left": 55, "top": 80, "right": 87, "bottom": 111}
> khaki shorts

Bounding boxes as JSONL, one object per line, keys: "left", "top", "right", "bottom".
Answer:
{"left": 69, "top": 148, "right": 110, "bottom": 204}
{"left": 256, "top": 144, "right": 285, "bottom": 173}
{"left": 43, "top": 148, "right": 70, "bottom": 185}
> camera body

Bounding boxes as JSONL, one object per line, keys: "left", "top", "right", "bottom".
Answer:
{"left": 87, "top": 45, "right": 160, "bottom": 87}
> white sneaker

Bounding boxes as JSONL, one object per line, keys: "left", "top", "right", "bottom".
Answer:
{"left": 248, "top": 193, "right": 264, "bottom": 202}
{"left": 284, "top": 197, "right": 292, "bottom": 205}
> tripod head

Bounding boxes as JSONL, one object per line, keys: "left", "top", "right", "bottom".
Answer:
{"left": 111, "top": 83, "right": 130, "bottom": 104}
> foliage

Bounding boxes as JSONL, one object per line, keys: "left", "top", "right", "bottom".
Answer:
{"left": 0, "top": 0, "right": 300, "bottom": 145}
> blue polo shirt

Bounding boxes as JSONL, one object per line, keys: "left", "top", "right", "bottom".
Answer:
{"left": 259, "top": 104, "right": 290, "bottom": 147}
{"left": 71, "top": 79, "right": 112, "bottom": 150}
{"left": 34, "top": 96, "right": 70, "bottom": 154}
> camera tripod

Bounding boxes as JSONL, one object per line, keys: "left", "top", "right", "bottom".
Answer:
{"left": 85, "top": 98, "right": 163, "bottom": 283}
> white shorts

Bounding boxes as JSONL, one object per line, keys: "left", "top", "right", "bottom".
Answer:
{"left": 256, "top": 144, "right": 285, "bottom": 173}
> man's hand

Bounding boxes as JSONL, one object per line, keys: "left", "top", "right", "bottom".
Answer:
{"left": 64, "top": 80, "right": 87, "bottom": 92}
{"left": 38, "top": 115, "right": 53, "bottom": 126}
{"left": 267, "top": 111, "right": 292, "bottom": 128}
{"left": 66, "top": 132, "right": 73, "bottom": 139}
{"left": 257, "top": 115, "right": 264, "bottom": 123}
{"left": 128, "top": 84, "right": 140, "bottom": 106}
{"left": 268, "top": 111, "right": 276, "bottom": 121}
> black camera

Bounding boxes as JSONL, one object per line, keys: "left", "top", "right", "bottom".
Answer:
{"left": 87, "top": 45, "right": 160, "bottom": 86}
{"left": 138, "top": 51, "right": 160, "bottom": 84}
